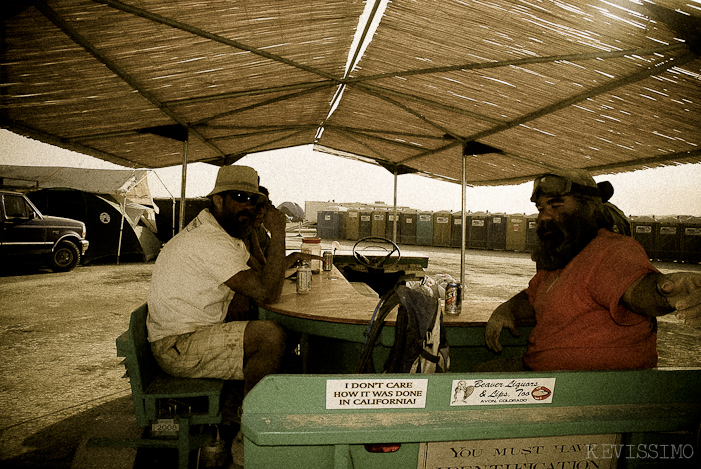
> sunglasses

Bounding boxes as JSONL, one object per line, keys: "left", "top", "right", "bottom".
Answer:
{"left": 531, "top": 174, "right": 599, "bottom": 202}
{"left": 225, "top": 191, "right": 259, "bottom": 205}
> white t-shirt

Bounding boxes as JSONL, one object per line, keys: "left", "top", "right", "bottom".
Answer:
{"left": 147, "top": 209, "right": 250, "bottom": 342}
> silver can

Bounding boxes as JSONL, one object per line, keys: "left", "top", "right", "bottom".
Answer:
{"left": 445, "top": 282, "right": 461, "bottom": 316}
{"left": 322, "top": 251, "right": 333, "bottom": 271}
{"left": 296, "top": 263, "right": 312, "bottom": 294}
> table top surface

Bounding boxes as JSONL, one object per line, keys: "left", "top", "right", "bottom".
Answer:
{"left": 263, "top": 266, "right": 502, "bottom": 326}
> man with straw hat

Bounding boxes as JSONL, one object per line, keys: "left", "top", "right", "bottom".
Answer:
{"left": 147, "top": 165, "right": 319, "bottom": 467}
{"left": 483, "top": 168, "right": 701, "bottom": 371}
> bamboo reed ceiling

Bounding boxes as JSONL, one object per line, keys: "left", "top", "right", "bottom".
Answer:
{"left": 2, "top": 0, "right": 700, "bottom": 185}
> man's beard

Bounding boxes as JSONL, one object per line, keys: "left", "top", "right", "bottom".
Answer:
{"left": 218, "top": 208, "right": 255, "bottom": 239}
{"left": 531, "top": 211, "right": 599, "bottom": 271}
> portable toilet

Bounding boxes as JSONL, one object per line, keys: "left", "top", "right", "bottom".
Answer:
{"left": 400, "top": 211, "right": 417, "bottom": 245}
{"left": 371, "top": 210, "right": 387, "bottom": 237}
{"left": 345, "top": 209, "right": 360, "bottom": 240}
{"left": 655, "top": 216, "right": 681, "bottom": 262}
{"left": 505, "top": 214, "right": 527, "bottom": 252}
{"left": 487, "top": 213, "right": 507, "bottom": 250}
{"left": 451, "top": 212, "right": 468, "bottom": 248}
{"left": 316, "top": 210, "right": 345, "bottom": 239}
{"left": 358, "top": 210, "right": 373, "bottom": 239}
{"left": 680, "top": 216, "right": 701, "bottom": 263}
{"left": 433, "top": 211, "right": 452, "bottom": 247}
{"left": 468, "top": 212, "right": 488, "bottom": 249}
{"left": 384, "top": 212, "right": 401, "bottom": 243}
{"left": 525, "top": 214, "right": 538, "bottom": 252}
{"left": 630, "top": 216, "right": 657, "bottom": 260}
{"left": 416, "top": 212, "right": 434, "bottom": 246}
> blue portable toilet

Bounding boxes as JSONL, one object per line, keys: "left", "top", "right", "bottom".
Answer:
{"left": 316, "top": 210, "right": 346, "bottom": 239}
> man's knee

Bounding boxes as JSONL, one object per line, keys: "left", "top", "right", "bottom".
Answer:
{"left": 244, "top": 320, "right": 286, "bottom": 356}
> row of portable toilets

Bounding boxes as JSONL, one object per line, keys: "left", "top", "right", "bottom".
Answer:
{"left": 316, "top": 210, "right": 701, "bottom": 263}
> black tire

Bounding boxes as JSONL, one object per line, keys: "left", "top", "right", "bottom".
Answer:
{"left": 50, "top": 241, "right": 81, "bottom": 272}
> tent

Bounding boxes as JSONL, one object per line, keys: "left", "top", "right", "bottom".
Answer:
{"left": 278, "top": 202, "right": 305, "bottom": 222}
{"left": 0, "top": 165, "right": 160, "bottom": 262}
{"left": 27, "top": 188, "right": 161, "bottom": 263}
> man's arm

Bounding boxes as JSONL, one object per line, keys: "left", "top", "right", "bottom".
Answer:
{"left": 622, "top": 272, "right": 701, "bottom": 324}
{"left": 485, "top": 290, "right": 535, "bottom": 353}
{"left": 224, "top": 207, "right": 288, "bottom": 305}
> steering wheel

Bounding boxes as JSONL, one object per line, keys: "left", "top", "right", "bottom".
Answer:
{"left": 352, "top": 236, "right": 401, "bottom": 269}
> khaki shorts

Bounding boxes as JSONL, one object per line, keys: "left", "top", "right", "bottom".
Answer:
{"left": 150, "top": 321, "right": 248, "bottom": 380}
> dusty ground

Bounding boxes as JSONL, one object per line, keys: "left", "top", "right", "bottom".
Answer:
{"left": 1, "top": 236, "right": 700, "bottom": 468}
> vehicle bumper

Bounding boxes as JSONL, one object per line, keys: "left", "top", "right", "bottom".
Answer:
{"left": 80, "top": 239, "right": 89, "bottom": 255}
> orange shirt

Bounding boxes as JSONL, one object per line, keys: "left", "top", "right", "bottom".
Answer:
{"left": 524, "top": 229, "right": 658, "bottom": 371}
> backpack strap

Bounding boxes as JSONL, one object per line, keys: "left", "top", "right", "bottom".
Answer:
{"left": 355, "top": 288, "right": 401, "bottom": 373}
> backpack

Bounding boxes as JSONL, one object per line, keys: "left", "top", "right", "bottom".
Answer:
{"left": 356, "top": 284, "right": 450, "bottom": 374}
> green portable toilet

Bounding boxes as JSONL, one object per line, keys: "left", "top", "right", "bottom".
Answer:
{"left": 487, "top": 213, "right": 507, "bottom": 250}
{"left": 630, "top": 215, "right": 657, "bottom": 260}
{"left": 371, "top": 210, "right": 387, "bottom": 237}
{"left": 417, "top": 212, "right": 433, "bottom": 246}
{"left": 384, "top": 212, "right": 400, "bottom": 242}
{"left": 358, "top": 210, "right": 372, "bottom": 238}
{"left": 433, "top": 211, "right": 452, "bottom": 247}
{"left": 505, "top": 214, "right": 527, "bottom": 252}
{"left": 400, "top": 211, "right": 417, "bottom": 245}
{"left": 468, "top": 211, "right": 488, "bottom": 249}
{"left": 525, "top": 214, "right": 538, "bottom": 252}
{"left": 655, "top": 216, "right": 681, "bottom": 262}
{"left": 345, "top": 209, "right": 360, "bottom": 240}
{"left": 450, "top": 212, "right": 468, "bottom": 248}
{"left": 680, "top": 216, "right": 701, "bottom": 263}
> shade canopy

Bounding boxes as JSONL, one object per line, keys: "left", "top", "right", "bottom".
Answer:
{"left": 2, "top": 0, "right": 700, "bottom": 185}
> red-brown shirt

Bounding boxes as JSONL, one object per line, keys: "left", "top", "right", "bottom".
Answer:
{"left": 523, "top": 229, "right": 658, "bottom": 371}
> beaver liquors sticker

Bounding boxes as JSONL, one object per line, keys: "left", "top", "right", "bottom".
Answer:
{"left": 450, "top": 378, "right": 556, "bottom": 405}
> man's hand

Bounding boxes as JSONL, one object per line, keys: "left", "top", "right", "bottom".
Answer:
{"left": 264, "top": 206, "right": 288, "bottom": 235}
{"left": 485, "top": 305, "right": 520, "bottom": 353}
{"left": 658, "top": 272, "right": 701, "bottom": 328}
{"left": 285, "top": 251, "right": 324, "bottom": 269}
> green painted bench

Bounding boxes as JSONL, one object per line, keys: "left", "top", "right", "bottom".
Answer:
{"left": 90, "top": 303, "right": 224, "bottom": 469}
{"left": 241, "top": 370, "right": 701, "bottom": 468}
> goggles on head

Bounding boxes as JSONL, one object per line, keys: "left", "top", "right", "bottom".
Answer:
{"left": 530, "top": 174, "right": 600, "bottom": 202}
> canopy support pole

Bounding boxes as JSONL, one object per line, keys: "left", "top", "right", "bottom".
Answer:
{"left": 117, "top": 195, "right": 126, "bottom": 265}
{"left": 392, "top": 169, "right": 398, "bottom": 243}
{"left": 178, "top": 137, "right": 189, "bottom": 233}
{"left": 460, "top": 153, "right": 468, "bottom": 306}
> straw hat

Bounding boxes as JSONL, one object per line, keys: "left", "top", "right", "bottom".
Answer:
{"left": 207, "top": 165, "right": 264, "bottom": 197}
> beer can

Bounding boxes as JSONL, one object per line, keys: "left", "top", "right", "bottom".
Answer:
{"left": 296, "top": 263, "right": 312, "bottom": 294}
{"left": 445, "top": 282, "right": 461, "bottom": 316}
{"left": 322, "top": 251, "right": 333, "bottom": 271}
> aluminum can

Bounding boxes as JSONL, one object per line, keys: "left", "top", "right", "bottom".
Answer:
{"left": 296, "top": 263, "right": 312, "bottom": 294}
{"left": 445, "top": 282, "right": 461, "bottom": 316}
{"left": 322, "top": 251, "right": 333, "bottom": 271}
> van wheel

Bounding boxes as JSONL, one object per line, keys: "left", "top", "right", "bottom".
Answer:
{"left": 50, "top": 241, "right": 80, "bottom": 272}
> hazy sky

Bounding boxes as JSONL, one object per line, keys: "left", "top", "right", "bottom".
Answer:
{"left": 1, "top": 129, "right": 700, "bottom": 217}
